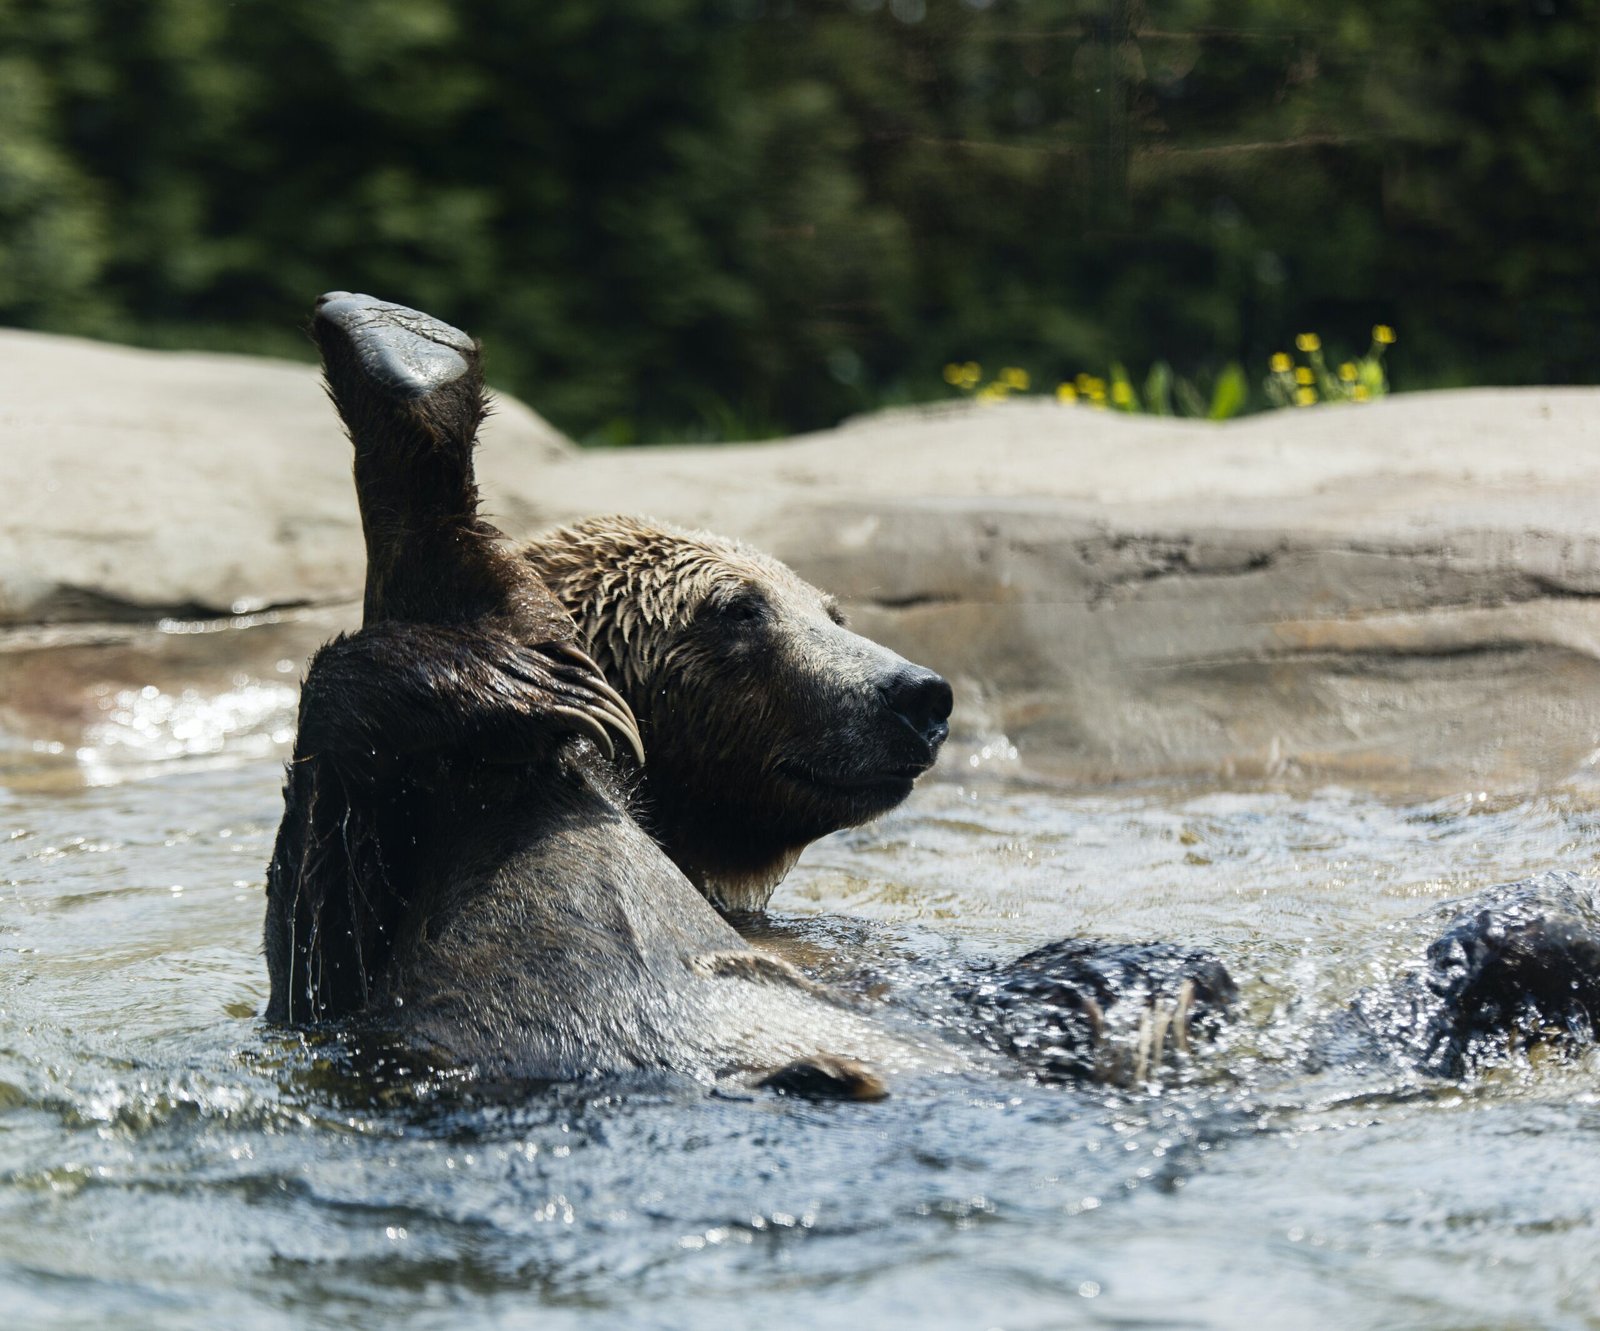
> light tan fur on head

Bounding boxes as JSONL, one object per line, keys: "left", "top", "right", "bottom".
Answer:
{"left": 520, "top": 515, "right": 949, "bottom": 914}
{"left": 520, "top": 515, "right": 839, "bottom": 704}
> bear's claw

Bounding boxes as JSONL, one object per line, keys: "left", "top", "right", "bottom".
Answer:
{"left": 544, "top": 642, "right": 646, "bottom": 766}
{"left": 508, "top": 639, "right": 646, "bottom": 767}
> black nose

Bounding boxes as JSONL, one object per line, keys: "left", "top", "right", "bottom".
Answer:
{"left": 879, "top": 666, "right": 953, "bottom": 749}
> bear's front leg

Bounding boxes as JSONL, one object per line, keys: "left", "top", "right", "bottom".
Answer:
{"left": 295, "top": 620, "right": 643, "bottom": 779}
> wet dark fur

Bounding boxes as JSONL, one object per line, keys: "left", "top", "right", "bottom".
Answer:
{"left": 521, "top": 517, "right": 953, "bottom": 912}
{"left": 522, "top": 526, "right": 1600, "bottom": 1083}
{"left": 261, "top": 294, "right": 905, "bottom": 1094}
{"left": 262, "top": 293, "right": 1600, "bottom": 1091}
{"left": 262, "top": 623, "right": 627, "bottom": 1021}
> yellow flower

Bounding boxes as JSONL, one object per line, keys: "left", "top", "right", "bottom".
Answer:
{"left": 1293, "top": 366, "right": 1315, "bottom": 386}
{"left": 1295, "top": 333, "right": 1321, "bottom": 353}
{"left": 1270, "top": 352, "right": 1292, "bottom": 374}
{"left": 1372, "top": 325, "right": 1396, "bottom": 345}
{"left": 942, "top": 363, "right": 963, "bottom": 386}
{"left": 975, "top": 383, "right": 1010, "bottom": 403}
{"left": 1111, "top": 381, "right": 1132, "bottom": 406}
{"left": 1294, "top": 386, "right": 1317, "bottom": 407}
{"left": 1352, "top": 385, "right": 1371, "bottom": 402}
{"left": 1075, "top": 373, "right": 1093, "bottom": 392}
{"left": 1000, "top": 366, "right": 1030, "bottom": 391}
{"left": 1339, "top": 362, "right": 1358, "bottom": 382}
{"left": 1086, "top": 376, "right": 1106, "bottom": 396}
{"left": 1056, "top": 383, "right": 1077, "bottom": 404}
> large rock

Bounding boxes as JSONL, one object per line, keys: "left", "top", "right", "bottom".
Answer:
{"left": 4, "top": 326, "right": 1600, "bottom": 788}
{"left": 0, "top": 327, "right": 569, "bottom": 622}
{"left": 528, "top": 391, "right": 1600, "bottom": 789}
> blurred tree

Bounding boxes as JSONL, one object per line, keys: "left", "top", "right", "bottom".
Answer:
{"left": 0, "top": 2, "right": 112, "bottom": 329}
{"left": 0, "top": 0, "right": 1595, "bottom": 439}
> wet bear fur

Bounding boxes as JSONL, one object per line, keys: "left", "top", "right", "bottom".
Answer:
{"left": 520, "top": 517, "right": 953, "bottom": 915}
{"left": 260, "top": 292, "right": 919, "bottom": 1097}
{"left": 265, "top": 293, "right": 1600, "bottom": 1093}
{"left": 522, "top": 527, "right": 1600, "bottom": 1085}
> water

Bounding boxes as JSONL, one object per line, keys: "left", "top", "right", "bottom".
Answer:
{"left": 5, "top": 704, "right": 1600, "bottom": 1329}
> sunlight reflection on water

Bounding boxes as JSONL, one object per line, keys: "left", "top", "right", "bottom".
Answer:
{"left": 73, "top": 680, "right": 297, "bottom": 785}
{"left": 4, "top": 743, "right": 1600, "bottom": 1329}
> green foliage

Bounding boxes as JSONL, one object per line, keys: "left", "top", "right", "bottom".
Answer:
{"left": 1142, "top": 361, "right": 1173, "bottom": 417}
{"left": 942, "top": 350, "right": 1251, "bottom": 419}
{"left": 0, "top": 0, "right": 1595, "bottom": 441}
{"left": 1263, "top": 328, "right": 1394, "bottom": 409}
{"left": 1206, "top": 363, "right": 1249, "bottom": 421}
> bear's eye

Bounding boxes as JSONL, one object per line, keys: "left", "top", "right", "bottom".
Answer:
{"left": 716, "top": 589, "right": 768, "bottom": 625}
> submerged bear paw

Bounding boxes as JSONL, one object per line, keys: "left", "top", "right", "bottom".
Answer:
{"left": 1409, "top": 872, "right": 1600, "bottom": 1076}
{"left": 965, "top": 940, "right": 1237, "bottom": 1086}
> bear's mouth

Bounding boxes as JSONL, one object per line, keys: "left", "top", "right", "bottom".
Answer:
{"left": 776, "top": 759, "right": 928, "bottom": 799}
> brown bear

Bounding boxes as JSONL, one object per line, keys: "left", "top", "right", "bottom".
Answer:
{"left": 266, "top": 293, "right": 1600, "bottom": 1096}
{"left": 520, "top": 517, "right": 953, "bottom": 914}
{"left": 262, "top": 292, "right": 940, "bottom": 1097}
{"left": 503, "top": 520, "right": 1237, "bottom": 1080}
{"left": 518, "top": 533, "right": 1600, "bottom": 1086}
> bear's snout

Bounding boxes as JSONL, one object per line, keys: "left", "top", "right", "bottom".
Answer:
{"left": 877, "top": 665, "right": 953, "bottom": 754}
